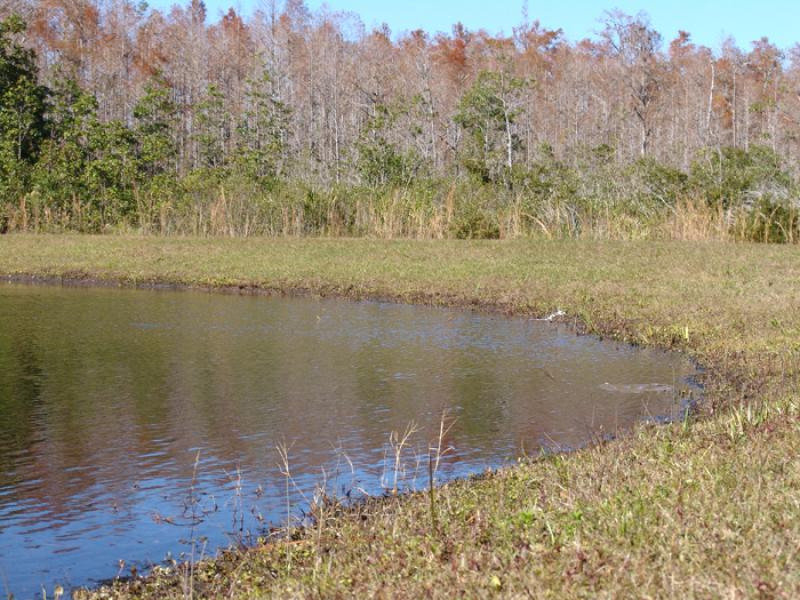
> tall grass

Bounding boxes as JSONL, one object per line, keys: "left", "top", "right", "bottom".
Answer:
{"left": 6, "top": 180, "right": 797, "bottom": 243}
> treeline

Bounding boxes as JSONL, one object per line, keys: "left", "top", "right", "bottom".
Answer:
{"left": 0, "top": 2, "right": 799, "bottom": 241}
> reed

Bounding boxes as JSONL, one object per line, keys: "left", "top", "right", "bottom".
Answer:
{"left": 5, "top": 180, "right": 798, "bottom": 244}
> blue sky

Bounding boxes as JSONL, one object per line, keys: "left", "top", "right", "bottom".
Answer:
{"left": 152, "top": 0, "right": 800, "bottom": 50}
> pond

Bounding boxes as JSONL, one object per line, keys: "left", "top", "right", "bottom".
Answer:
{"left": 0, "top": 282, "right": 699, "bottom": 597}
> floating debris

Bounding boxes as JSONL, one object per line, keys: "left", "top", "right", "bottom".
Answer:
{"left": 536, "top": 309, "right": 567, "bottom": 322}
{"left": 599, "top": 383, "right": 675, "bottom": 394}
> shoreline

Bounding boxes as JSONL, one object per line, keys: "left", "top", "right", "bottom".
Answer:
{"left": 1, "top": 235, "right": 798, "bottom": 598}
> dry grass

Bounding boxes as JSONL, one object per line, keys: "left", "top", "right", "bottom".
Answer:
{"left": 6, "top": 186, "right": 797, "bottom": 243}
{"left": 1, "top": 234, "right": 799, "bottom": 598}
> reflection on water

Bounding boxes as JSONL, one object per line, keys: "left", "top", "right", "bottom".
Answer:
{"left": 0, "top": 282, "right": 698, "bottom": 597}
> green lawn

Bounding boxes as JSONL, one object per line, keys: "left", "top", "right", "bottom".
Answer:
{"left": 1, "top": 234, "right": 799, "bottom": 598}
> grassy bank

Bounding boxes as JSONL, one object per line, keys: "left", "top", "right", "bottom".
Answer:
{"left": 1, "top": 235, "right": 799, "bottom": 598}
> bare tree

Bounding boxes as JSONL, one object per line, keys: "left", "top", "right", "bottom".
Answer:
{"left": 601, "top": 11, "right": 664, "bottom": 158}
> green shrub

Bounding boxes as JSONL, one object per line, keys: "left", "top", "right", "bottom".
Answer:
{"left": 689, "top": 146, "right": 792, "bottom": 209}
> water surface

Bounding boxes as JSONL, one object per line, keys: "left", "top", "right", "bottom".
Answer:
{"left": 0, "top": 282, "right": 698, "bottom": 597}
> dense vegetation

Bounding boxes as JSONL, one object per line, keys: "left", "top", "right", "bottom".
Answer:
{"left": 1, "top": 5, "right": 800, "bottom": 240}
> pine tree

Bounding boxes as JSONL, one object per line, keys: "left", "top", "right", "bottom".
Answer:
{"left": 134, "top": 76, "right": 178, "bottom": 179}
{"left": 356, "top": 103, "right": 419, "bottom": 187}
{"left": 133, "top": 76, "right": 179, "bottom": 227}
{"left": 194, "top": 84, "right": 230, "bottom": 173}
{"left": 235, "top": 71, "right": 291, "bottom": 183}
